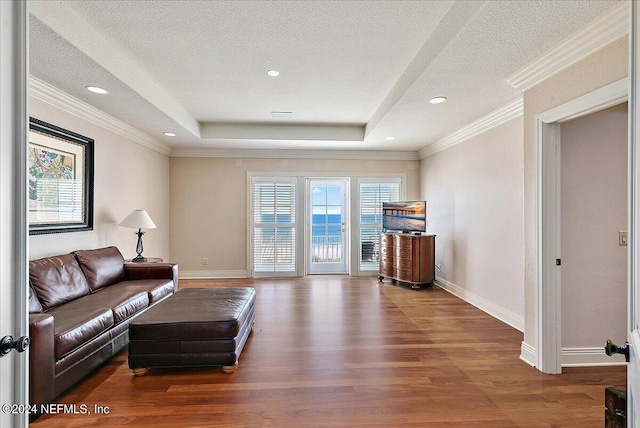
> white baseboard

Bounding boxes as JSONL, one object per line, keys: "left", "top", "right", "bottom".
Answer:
{"left": 517, "top": 343, "right": 627, "bottom": 368}
{"left": 435, "top": 276, "right": 524, "bottom": 332}
{"left": 179, "top": 270, "right": 248, "bottom": 279}
{"left": 520, "top": 341, "right": 536, "bottom": 367}
{"left": 562, "top": 347, "right": 627, "bottom": 367}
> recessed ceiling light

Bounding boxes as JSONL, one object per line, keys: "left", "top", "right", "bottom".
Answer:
{"left": 385, "top": 136, "right": 396, "bottom": 140}
{"left": 86, "top": 86, "right": 108, "bottom": 95}
{"left": 267, "top": 69, "right": 280, "bottom": 77}
{"left": 271, "top": 111, "right": 293, "bottom": 119}
{"left": 163, "top": 132, "right": 176, "bottom": 137}
{"left": 428, "top": 96, "right": 447, "bottom": 104}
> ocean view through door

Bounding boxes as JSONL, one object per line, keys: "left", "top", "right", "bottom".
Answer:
{"left": 309, "top": 179, "right": 348, "bottom": 274}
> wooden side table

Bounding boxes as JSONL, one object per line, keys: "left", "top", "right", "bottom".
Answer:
{"left": 124, "top": 257, "right": 163, "bottom": 264}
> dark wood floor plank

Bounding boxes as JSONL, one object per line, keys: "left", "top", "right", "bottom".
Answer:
{"left": 31, "top": 276, "right": 625, "bottom": 427}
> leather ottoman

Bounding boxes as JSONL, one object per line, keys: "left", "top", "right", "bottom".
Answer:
{"left": 128, "top": 287, "right": 255, "bottom": 375}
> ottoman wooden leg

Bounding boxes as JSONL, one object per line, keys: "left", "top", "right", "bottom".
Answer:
{"left": 132, "top": 368, "right": 149, "bottom": 377}
{"left": 222, "top": 362, "right": 238, "bottom": 373}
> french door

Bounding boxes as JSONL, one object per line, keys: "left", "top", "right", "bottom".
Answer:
{"left": 251, "top": 177, "right": 297, "bottom": 277}
{"left": 308, "top": 179, "right": 348, "bottom": 274}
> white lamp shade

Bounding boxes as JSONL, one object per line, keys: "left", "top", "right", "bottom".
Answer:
{"left": 119, "top": 209, "right": 157, "bottom": 229}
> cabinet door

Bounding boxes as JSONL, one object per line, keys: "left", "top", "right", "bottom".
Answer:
{"left": 380, "top": 233, "right": 392, "bottom": 247}
{"left": 379, "top": 233, "right": 394, "bottom": 277}
{"left": 397, "top": 267, "right": 414, "bottom": 282}
{"left": 418, "top": 235, "right": 436, "bottom": 283}
{"left": 379, "top": 257, "right": 395, "bottom": 277}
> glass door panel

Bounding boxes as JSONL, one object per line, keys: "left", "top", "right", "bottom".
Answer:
{"left": 309, "top": 179, "right": 347, "bottom": 274}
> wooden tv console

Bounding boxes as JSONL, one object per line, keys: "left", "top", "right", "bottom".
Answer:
{"left": 378, "top": 232, "right": 436, "bottom": 289}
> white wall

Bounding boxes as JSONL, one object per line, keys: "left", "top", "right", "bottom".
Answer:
{"left": 420, "top": 116, "right": 525, "bottom": 329}
{"left": 560, "top": 103, "right": 627, "bottom": 351}
{"left": 28, "top": 97, "right": 170, "bottom": 261}
{"left": 170, "top": 157, "right": 420, "bottom": 275}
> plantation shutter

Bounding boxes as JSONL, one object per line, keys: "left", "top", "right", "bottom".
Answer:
{"left": 251, "top": 177, "right": 297, "bottom": 276}
{"left": 358, "top": 179, "right": 401, "bottom": 271}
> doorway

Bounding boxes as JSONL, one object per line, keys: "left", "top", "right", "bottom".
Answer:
{"left": 534, "top": 78, "right": 628, "bottom": 373}
{"left": 559, "top": 103, "right": 627, "bottom": 367}
{"left": 308, "top": 179, "right": 348, "bottom": 274}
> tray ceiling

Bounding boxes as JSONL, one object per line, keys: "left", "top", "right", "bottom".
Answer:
{"left": 29, "top": 0, "right": 620, "bottom": 154}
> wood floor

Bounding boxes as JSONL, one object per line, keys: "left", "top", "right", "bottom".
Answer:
{"left": 32, "top": 276, "right": 625, "bottom": 427}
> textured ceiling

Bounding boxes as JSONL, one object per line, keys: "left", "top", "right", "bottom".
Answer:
{"left": 29, "top": 0, "right": 620, "bottom": 153}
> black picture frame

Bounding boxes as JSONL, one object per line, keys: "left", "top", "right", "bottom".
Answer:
{"left": 28, "top": 118, "right": 94, "bottom": 235}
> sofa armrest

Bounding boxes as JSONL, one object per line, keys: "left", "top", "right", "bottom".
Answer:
{"left": 124, "top": 263, "right": 179, "bottom": 292}
{"left": 29, "top": 313, "right": 55, "bottom": 407}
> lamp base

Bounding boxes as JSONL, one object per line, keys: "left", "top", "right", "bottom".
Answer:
{"left": 131, "top": 229, "right": 147, "bottom": 262}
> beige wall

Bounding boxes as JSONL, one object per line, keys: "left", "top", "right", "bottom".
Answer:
{"left": 28, "top": 97, "right": 170, "bottom": 261}
{"left": 523, "top": 37, "right": 628, "bottom": 347}
{"left": 170, "top": 157, "right": 419, "bottom": 274}
{"left": 420, "top": 116, "right": 525, "bottom": 325}
{"left": 560, "top": 103, "right": 627, "bottom": 349}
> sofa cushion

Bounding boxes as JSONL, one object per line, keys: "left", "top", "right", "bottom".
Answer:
{"left": 54, "top": 329, "right": 113, "bottom": 375}
{"left": 92, "top": 286, "right": 149, "bottom": 324}
{"left": 116, "top": 279, "right": 174, "bottom": 304}
{"left": 28, "top": 284, "right": 43, "bottom": 314}
{"left": 146, "top": 280, "right": 174, "bottom": 304}
{"left": 47, "top": 306, "right": 114, "bottom": 360}
{"left": 50, "top": 283, "right": 150, "bottom": 325}
{"left": 73, "top": 246, "right": 125, "bottom": 292}
{"left": 29, "top": 254, "right": 91, "bottom": 310}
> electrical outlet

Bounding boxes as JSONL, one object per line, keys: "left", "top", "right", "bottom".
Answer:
{"left": 202, "top": 258, "right": 208, "bottom": 265}
{"left": 620, "top": 231, "right": 628, "bottom": 246}
{"left": 435, "top": 264, "right": 441, "bottom": 272}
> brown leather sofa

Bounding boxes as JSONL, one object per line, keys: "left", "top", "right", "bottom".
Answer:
{"left": 28, "top": 246, "right": 178, "bottom": 410}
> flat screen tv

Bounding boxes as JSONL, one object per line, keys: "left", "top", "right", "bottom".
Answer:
{"left": 382, "top": 201, "right": 426, "bottom": 233}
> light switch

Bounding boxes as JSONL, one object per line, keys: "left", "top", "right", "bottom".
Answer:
{"left": 619, "top": 231, "right": 628, "bottom": 246}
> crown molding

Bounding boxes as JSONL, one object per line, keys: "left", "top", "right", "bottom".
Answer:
{"left": 170, "top": 147, "right": 420, "bottom": 161}
{"left": 28, "top": 76, "right": 172, "bottom": 156}
{"left": 30, "top": 0, "right": 201, "bottom": 139}
{"left": 418, "top": 97, "right": 523, "bottom": 159}
{"left": 507, "top": 1, "right": 629, "bottom": 92}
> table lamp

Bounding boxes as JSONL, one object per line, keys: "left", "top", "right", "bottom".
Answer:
{"left": 119, "top": 209, "right": 156, "bottom": 262}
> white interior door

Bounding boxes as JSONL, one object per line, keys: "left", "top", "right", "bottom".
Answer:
{"left": 309, "top": 179, "right": 348, "bottom": 274}
{"left": 0, "top": 2, "right": 29, "bottom": 427}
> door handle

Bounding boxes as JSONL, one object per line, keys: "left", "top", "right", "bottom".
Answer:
{"left": 0, "top": 335, "right": 29, "bottom": 356}
{"left": 605, "top": 339, "right": 629, "bottom": 363}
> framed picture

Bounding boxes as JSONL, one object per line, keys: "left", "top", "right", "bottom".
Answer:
{"left": 28, "top": 118, "right": 94, "bottom": 235}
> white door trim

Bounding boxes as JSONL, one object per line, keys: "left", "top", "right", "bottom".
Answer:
{"left": 0, "top": 1, "right": 29, "bottom": 427}
{"left": 628, "top": 3, "right": 639, "bottom": 424}
{"left": 534, "top": 78, "right": 628, "bottom": 374}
